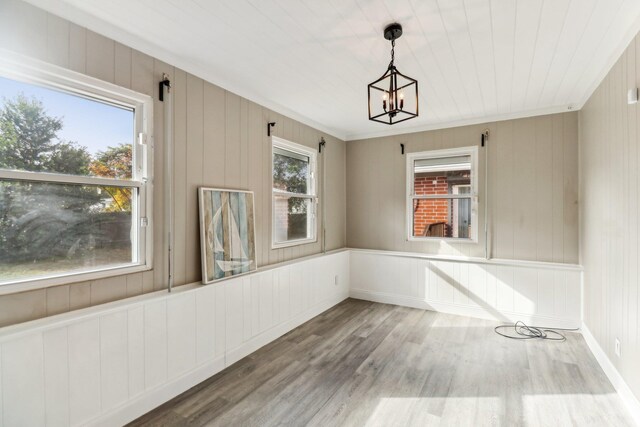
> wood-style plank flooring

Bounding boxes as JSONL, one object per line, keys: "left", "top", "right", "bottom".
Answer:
{"left": 129, "top": 299, "right": 633, "bottom": 426}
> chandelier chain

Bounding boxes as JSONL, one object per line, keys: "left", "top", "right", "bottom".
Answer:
{"left": 389, "top": 39, "right": 395, "bottom": 69}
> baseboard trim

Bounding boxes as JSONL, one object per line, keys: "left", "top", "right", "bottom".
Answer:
{"left": 87, "top": 355, "right": 226, "bottom": 427}
{"left": 581, "top": 323, "right": 640, "bottom": 426}
{"left": 225, "top": 292, "right": 350, "bottom": 366}
{"left": 87, "top": 292, "right": 349, "bottom": 426}
{"left": 349, "top": 288, "right": 579, "bottom": 328}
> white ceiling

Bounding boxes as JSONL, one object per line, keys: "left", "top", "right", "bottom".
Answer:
{"left": 26, "top": 0, "right": 640, "bottom": 140}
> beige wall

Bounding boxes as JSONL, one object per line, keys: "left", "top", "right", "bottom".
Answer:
{"left": 580, "top": 33, "right": 640, "bottom": 401}
{"left": 347, "top": 112, "right": 579, "bottom": 263}
{"left": 0, "top": 0, "right": 346, "bottom": 327}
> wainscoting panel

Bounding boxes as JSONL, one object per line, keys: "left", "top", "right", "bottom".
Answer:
{"left": 0, "top": 250, "right": 350, "bottom": 427}
{"left": 350, "top": 250, "right": 582, "bottom": 328}
{"left": 0, "top": 248, "right": 582, "bottom": 425}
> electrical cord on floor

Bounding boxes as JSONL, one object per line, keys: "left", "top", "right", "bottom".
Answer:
{"left": 494, "top": 321, "right": 579, "bottom": 342}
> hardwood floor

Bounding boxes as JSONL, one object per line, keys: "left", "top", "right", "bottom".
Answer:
{"left": 129, "top": 299, "right": 633, "bottom": 426}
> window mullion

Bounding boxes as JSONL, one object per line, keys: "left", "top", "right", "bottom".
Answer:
{"left": 0, "top": 169, "right": 142, "bottom": 188}
{"left": 412, "top": 194, "right": 472, "bottom": 200}
{"left": 272, "top": 191, "right": 316, "bottom": 199}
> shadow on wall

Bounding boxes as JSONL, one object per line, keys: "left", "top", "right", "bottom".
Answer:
{"left": 428, "top": 262, "right": 510, "bottom": 323}
{"left": 350, "top": 252, "right": 581, "bottom": 326}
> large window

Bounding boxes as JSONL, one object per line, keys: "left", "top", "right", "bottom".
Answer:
{"left": 271, "top": 137, "right": 317, "bottom": 248}
{"left": 0, "top": 55, "right": 153, "bottom": 288}
{"left": 407, "top": 146, "right": 478, "bottom": 241}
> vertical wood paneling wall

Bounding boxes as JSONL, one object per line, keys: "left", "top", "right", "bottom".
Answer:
{"left": 581, "top": 33, "right": 640, "bottom": 403}
{"left": 0, "top": 0, "right": 347, "bottom": 327}
{"left": 0, "top": 250, "right": 350, "bottom": 426}
{"left": 346, "top": 113, "right": 579, "bottom": 264}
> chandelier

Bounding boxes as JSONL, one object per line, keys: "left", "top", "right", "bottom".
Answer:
{"left": 368, "top": 23, "right": 419, "bottom": 125}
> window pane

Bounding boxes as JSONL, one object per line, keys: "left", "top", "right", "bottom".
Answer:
{"left": 412, "top": 198, "right": 471, "bottom": 239}
{"left": 413, "top": 155, "right": 471, "bottom": 196}
{"left": 0, "top": 179, "right": 136, "bottom": 284}
{"left": 0, "top": 76, "right": 134, "bottom": 178}
{"left": 273, "top": 149, "right": 309, "bottom": 194}
{"left": 273, "top": 196, "right": 311, "bottom": 243}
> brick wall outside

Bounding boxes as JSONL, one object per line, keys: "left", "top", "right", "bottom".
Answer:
{"left": 413, "top": 175, "right": 451, "bottom": 236}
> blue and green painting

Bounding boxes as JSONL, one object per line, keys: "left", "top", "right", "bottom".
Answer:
{"left": 200, "top": 189, "right": 256, "bottom": 283}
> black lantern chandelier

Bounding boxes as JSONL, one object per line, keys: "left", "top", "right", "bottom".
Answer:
{"left": 368, "top": 23, "right": 419, "bottom": 125}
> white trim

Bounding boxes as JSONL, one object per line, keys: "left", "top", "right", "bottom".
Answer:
{"left": 0, "top": 51, "right": 154, "bottom": 289}
{"left": 0, "top": 250, "right": 350, "bottom": 425}
{"left": 86, "top": 354, "right": 226, "bottom": 427}
{"left": 346, "top": 105, "right": 574, "bottom": 141}
{"left": 581, "top": 323, "right": 640, "bottom": 426}
{"left": 0, "top": 49, "right": 151, "bottom": 108}
{"left": 271, "top": 136, "right": 318, "bottom": 249}
{"left": 406, "top": 146, "right": 479, "bottom": 242}
{"left": 15, "top": 3, "right": 348, "bottom": 140}
{"left": 16, "top": 1, "right": 579, "bottom": 142}
{"left": 0, "top": 169, "right": 141, "bottom": 188}
{"left": 3, "top": 247, "right": 637, "bottom": 426}
{"left": 87, "top": 291, "right": 349, "bottom": 427}
{"left": 0, "top": 263, "right": 150, "bottom": 296}
{"left": 347, "top": 248, "right": 583, "bottom": 271}
{"left": 272, "top": 190, "right": 317, "bottom": 199}
{"left": 0, "top": 249, "right": 351, "bottom": 341}
{"left": 349, "top": 288, "right": 580, "bottom": 329}
{"left": 21, "top": 0, "right": 640, "bottom": 142}
{"left": 271, "top": 236, "right": 317, "bottom": 250}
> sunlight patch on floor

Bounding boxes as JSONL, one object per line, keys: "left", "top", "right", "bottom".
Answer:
{"left": 365, "top": 397, "right": 502, "bottom": 426}
{"left": 522, "top": 393, "right": 632, "bottom": 426}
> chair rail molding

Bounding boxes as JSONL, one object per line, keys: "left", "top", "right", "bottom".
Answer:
{"left": 0, "top": 248, "right": 587, "bottom": 426}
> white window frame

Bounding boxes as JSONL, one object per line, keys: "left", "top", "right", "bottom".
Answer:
{"left": 271, "top": 136, "right": 317, "bottom": 249}
{"left": 406, "top": 146, "right": 478, "bottom": 243}
{"left": 0, "top": 51, "right": 153, "bottom": 294}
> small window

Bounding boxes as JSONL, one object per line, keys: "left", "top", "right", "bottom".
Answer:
{"left": 271, "top": 137, "right": 317, "bottom": 248}
{"left": 0, "top": 55, "right": 153, "bottom": 288}
{"left": 407, "top": 146, "right": 478, "bottom": 241}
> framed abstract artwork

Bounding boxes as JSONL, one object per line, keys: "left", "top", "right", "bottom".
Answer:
{"left": 198, "top": 188, "right": 257, "bottom": 284}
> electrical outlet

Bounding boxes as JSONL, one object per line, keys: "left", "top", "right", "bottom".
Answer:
{"left": 615, "top": 338, "right": 621, "bottom": 357}
{"left": 334, "top": 275, "right": 339, "bottom": 286}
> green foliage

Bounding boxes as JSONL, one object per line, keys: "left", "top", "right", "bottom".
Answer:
{"left": 0, "top": 94, "right": 91, "bottom": 174}
{"left": 273, "top": 152, "right": 308, "bottom": 194}
{"left": 273, "top": 152, "right": 308, "bottom": 212}
{"left": 48, "top": 141, "right": 92, "bottom": 176}
{"left": 0, "top": 94, "right": 130, "bottom": 264}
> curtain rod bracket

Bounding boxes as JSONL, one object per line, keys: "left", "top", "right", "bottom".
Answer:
{"left": 481, "top": 129, "right": 489, "bottom": 147}
{"left": 318, "top": 137, "right": 326, "bottom": 153}
{"left": 400, "top": 143, "right": 405, "bottom": 155}
{"left": 267, "top": 122, "right": 276, "bottom": 137}
{"left": 159, "top": 73, "right": 171, "bottom": 102}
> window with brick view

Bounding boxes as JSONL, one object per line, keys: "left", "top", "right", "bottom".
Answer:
{"left": 408, "top": 148, "right": 476, "bottom": 241}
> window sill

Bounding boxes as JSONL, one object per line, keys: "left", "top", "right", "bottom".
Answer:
{"left": 0, "top": 263, "right": 152, "bottom": 296}
{"left": 407, "top": 236, "right": 478, "bottom": 244}
{"left": 271, "top": 237, "right": 318, "bottom": 250}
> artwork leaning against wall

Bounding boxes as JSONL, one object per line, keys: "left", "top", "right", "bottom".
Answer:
{"left": 199, "top": 188, "right": 257, "bottom": 284}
